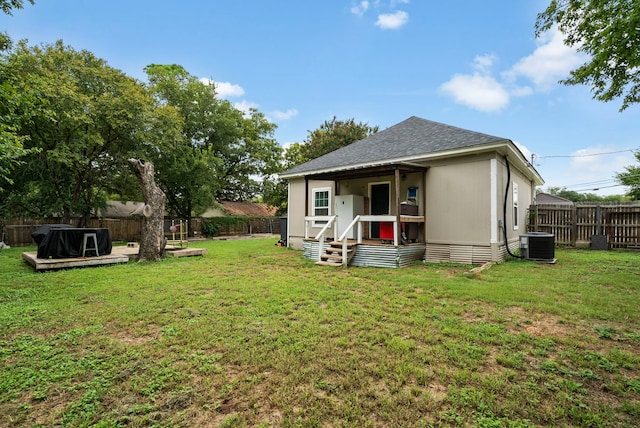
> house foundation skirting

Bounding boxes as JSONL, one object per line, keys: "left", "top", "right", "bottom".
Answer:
{"left": 426, "top": 239, "right": 520, "bottom": 264}
{"left": 303, "top": 240, "right": 426, "bottom": 268}
{"left": 426, "top": 243, "right": 494, "bottom": 264}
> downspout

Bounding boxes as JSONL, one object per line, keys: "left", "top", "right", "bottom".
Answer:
{"left": 287, "top": 180, "right": 292, "bottom": 247}
{"left": 395, "top": 167, "right": 401, "bottom": 244}
{"left": 503, "top": 156, "right": 523, "bottom": 259}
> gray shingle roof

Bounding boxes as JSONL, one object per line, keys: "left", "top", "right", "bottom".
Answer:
{"left": 282, "top": 116, "right": 510, "bottom": 177}
{"left": 534, "top": 192, "right": 574, "bottom": 205}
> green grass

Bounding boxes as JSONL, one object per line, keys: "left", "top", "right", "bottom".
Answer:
{"left": 1, "top": 239, "right": 639, "bottom": 427}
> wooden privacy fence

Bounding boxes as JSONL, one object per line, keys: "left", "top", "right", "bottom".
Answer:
{"left": 2, "top": 216, "right": 281, "bottom": 247}
{"left": 204, "top": 217, "right": 281, "bottom": 237}
{"left": 527, "top": 202, "right": 640, "bottom": 249}
{"left": 2, "top": 218, "right": 143, "bottom": 247}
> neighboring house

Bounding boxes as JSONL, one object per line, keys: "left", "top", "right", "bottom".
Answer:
{"left": 99, "top": 201, "right": 147, "bottom": 218}
{"left": 534, "top": 192, "right": 574, "bottom": 206}
{"left": 201, "top": 201, "right": 278, "bottom": 217}
{"left": 280, "top": 116, "right": 544, "bottom": 266}
{"left": 102, "top": 200, "right": 276, "bottom": 218}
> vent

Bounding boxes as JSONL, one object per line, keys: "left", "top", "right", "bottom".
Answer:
{"left": 520, "top": 232, "right": 555, "bottom": 263}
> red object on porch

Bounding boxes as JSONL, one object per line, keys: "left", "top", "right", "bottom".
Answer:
{"left": 379, "top": 222, "right": 394, "bottom": 240}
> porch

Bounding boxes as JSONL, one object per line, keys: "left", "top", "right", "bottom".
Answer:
{"left": 303, "top": 214, "right": 426, "bottom": 268}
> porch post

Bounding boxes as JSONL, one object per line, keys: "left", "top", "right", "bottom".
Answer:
{"left": 304, "top": 178, "right": 309, "bottom": 217}
{"left": 395, "top": 167, "right": 401, "bottom": 244}
{"left": 423, "top": 168, "right": 428, "bottom": 243}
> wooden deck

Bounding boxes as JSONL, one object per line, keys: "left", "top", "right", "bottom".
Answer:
{"left": 22, "top": 244, "right": 207, "bottom": 271}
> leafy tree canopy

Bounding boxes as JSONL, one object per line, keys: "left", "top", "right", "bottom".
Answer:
{"left": 0, "top": 34, "right": 37, "bottom": 194}
{"left": 262, "top": 117, "right": 378, "bottom": 214}
{"left": 143, "top": 64, "right": 280, "bottom": 221}
{"left": 544, "top": 186, "right": 628, "bottom": 202}
{"left": 616, "top": 150, "right": 640, "bottom": 199}
{"left": 536, "top": 0, "right": 640, "bottom": 111}
{"left": 0, "top": 0, "right": 33, "bottom": 15}
{"left": 3, "top": 40, "right": 152, "bottom": 222}
{"left": 298, "top": 116, "right": 379, "bottom": 164}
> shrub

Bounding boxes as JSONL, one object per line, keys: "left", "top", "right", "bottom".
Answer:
{"left": 201, "top": 217, "right": 248, "bottom": 237}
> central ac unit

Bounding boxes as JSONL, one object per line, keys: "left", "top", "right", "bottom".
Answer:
{"left": 519, "top": 232, "right": 555, "bottom": 263}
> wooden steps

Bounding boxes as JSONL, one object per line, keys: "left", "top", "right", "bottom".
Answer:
{"left": 315, "top": 240, "right": 357, "bottom": 267}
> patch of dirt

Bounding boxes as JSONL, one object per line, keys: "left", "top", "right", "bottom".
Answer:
{"left": 462, "top": 306, "right": 572, "bottom": 339}
{"left": 107, "top": 323, "right": 161, "bottom": 345}
{"left": 484, "top": 347, "right": 502, "bottom": 374}
{"left": 503, "top": 307, "right": 570, "bottom": 338}
{"left": 425, "top": 381, "right": 448, "bottom": 403}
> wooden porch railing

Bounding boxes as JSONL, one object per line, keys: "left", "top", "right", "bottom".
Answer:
{"left": 305, "top": 216, "right": 337, "bottom": 261}
{"left": 306, "top": 214, "right": 425, "bottom": 264}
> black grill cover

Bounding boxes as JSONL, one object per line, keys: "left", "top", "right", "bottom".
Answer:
{"left": 31, "top": 224, "right": 74, "bottom": 246}
{"left": 34, "top": 227, "right": 112, "bottom": 259}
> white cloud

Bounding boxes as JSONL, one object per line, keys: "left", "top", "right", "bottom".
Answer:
{"left": 281, "top": 141, "right": 296, "bottom": 150}
{"left": 440, "top": 27, "right": 585, "bottom": 112}
{"left": 507, "top": 27, "right": 585, "bottom": 91}
{"left": 234, "top": 100, "right": 259, "bottom": 115}
{"left": 214, "top": 81, "right": 245, "bottom": 98}
{"left": 268, "top": 108, "right": 299, "bottom": 121}
{"left": 472, "top": 53, "right": 497, "bottom": 73}
{"left": 569, "top": 146, "right": 634, "bottom": 175}
{"left": 390, "top": 0, "right": 409, "bottom": 6}
{"left": 537, "top": 145, "right": 637, "bottom": 195}
{"left": 513, "top": 141, "right": 534, "bottom": 164}
{"left": 440, "top": 73, "right": 510, "bottom": 112}
{"left": 199, "top": 77, "right": 245, "bottom": 98}
{"left": 351, "top": 1, "right": 369, "bottom": 17}
{"left": 439, "top": 56, "right": 509, "bottom": 112}
{"left": 375, "top": 10, "right": 409, "bottom": 30}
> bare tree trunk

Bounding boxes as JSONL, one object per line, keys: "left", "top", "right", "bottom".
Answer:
{"left": 128, "top": 158, "right": 166, "bottom": 261}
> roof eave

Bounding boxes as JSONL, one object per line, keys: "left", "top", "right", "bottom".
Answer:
{"left": 282, "top": 140, "right": 543, "bottom": 185}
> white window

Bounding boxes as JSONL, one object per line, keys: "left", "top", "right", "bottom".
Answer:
{"left": 312, "top": 187, "right": 331, "bottom": 226}
{"left": 513, "top": 182, "right": 519, "bottom": 230}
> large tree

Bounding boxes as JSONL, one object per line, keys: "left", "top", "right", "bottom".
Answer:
{"left": 616, "top": 151, "right": 640, "bottom": 199}
{"left": 128, "top": 158, "right": 166, "bottom": 261}
{"left": 263, "top": 117, "right": 378, "bottom": 214}
{"left": 0, "top": 35, "right": 35, "bottom": 195}
{"left": 536, "top": 0, "right": 640, "bottom": 111}
{"left": 298, "top": 116, "right": 379, "bottom": 163}
{"left": 545, "top": 186, "right": 627, "bottom": 202}
{"left": 144, "top": 64, "right": 280, "bottom": 223}
{"left": 3, "top": 40, "right": 151, "bottom": 223}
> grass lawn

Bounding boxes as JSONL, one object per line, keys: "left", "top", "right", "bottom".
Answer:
{"left": 1, "top": 238, "right": 639, "bottom": 427}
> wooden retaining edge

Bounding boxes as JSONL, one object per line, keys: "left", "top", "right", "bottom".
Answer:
{"left": 467, "top": 262, "right": 494, "bottom": 278}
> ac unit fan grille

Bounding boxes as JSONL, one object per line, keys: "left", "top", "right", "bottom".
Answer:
{"left": 520, "top": 232, "right": 555, "bottom": 261}
{"left": 528, "top": 236, "right": 554, "bottom": 260}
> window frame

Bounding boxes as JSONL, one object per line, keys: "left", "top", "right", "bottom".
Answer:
{"left": 512, "top": 182, "right": 519, "bottom": 230}
{"left": 312, "top": 187, "right": 332, "bottom": 227}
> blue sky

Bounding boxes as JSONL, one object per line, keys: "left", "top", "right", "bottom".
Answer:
{"left": 2, "top": 0, "right": 639, "bottom": 195}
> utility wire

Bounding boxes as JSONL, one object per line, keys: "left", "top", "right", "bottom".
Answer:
{"left": 536, "top": 148, "right": 638, "bottom": 159}
{"left": 536, "top": 148, "right": 639, "bottom": 193}
{"left": 571, "top": 183, "right": 627, "bottom": 192}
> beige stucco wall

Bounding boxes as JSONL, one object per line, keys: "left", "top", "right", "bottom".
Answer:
{"left": 424, "top": 153, "right": 535, "bottom": 263}
{"left": 287, "top": 178, "right": 335, "bottom": 250}
{"left": 500, "top": 156, "right": 534, "bottom": 244}
{"left": 425, "top": 156, "right": 492, "bottom": 245}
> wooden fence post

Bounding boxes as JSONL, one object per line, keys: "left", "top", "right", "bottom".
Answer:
{"left": 571, "top": 205, "right": 577, "bottom": 247}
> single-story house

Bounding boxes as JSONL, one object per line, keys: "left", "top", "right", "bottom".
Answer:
{"left": 280, "top": 116, "right": 544, "bottom": 267}
{"left": 101, "top": 201, "right": 276, "bottom": 218}
{"left": 99, "top": 201, "right": 147, "bottom": 218}
{"left": 534, "top": 192, "right": 574, "bottom": 206}
{"left": 201, "top": 201, "right": 278, "bottom": 217}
